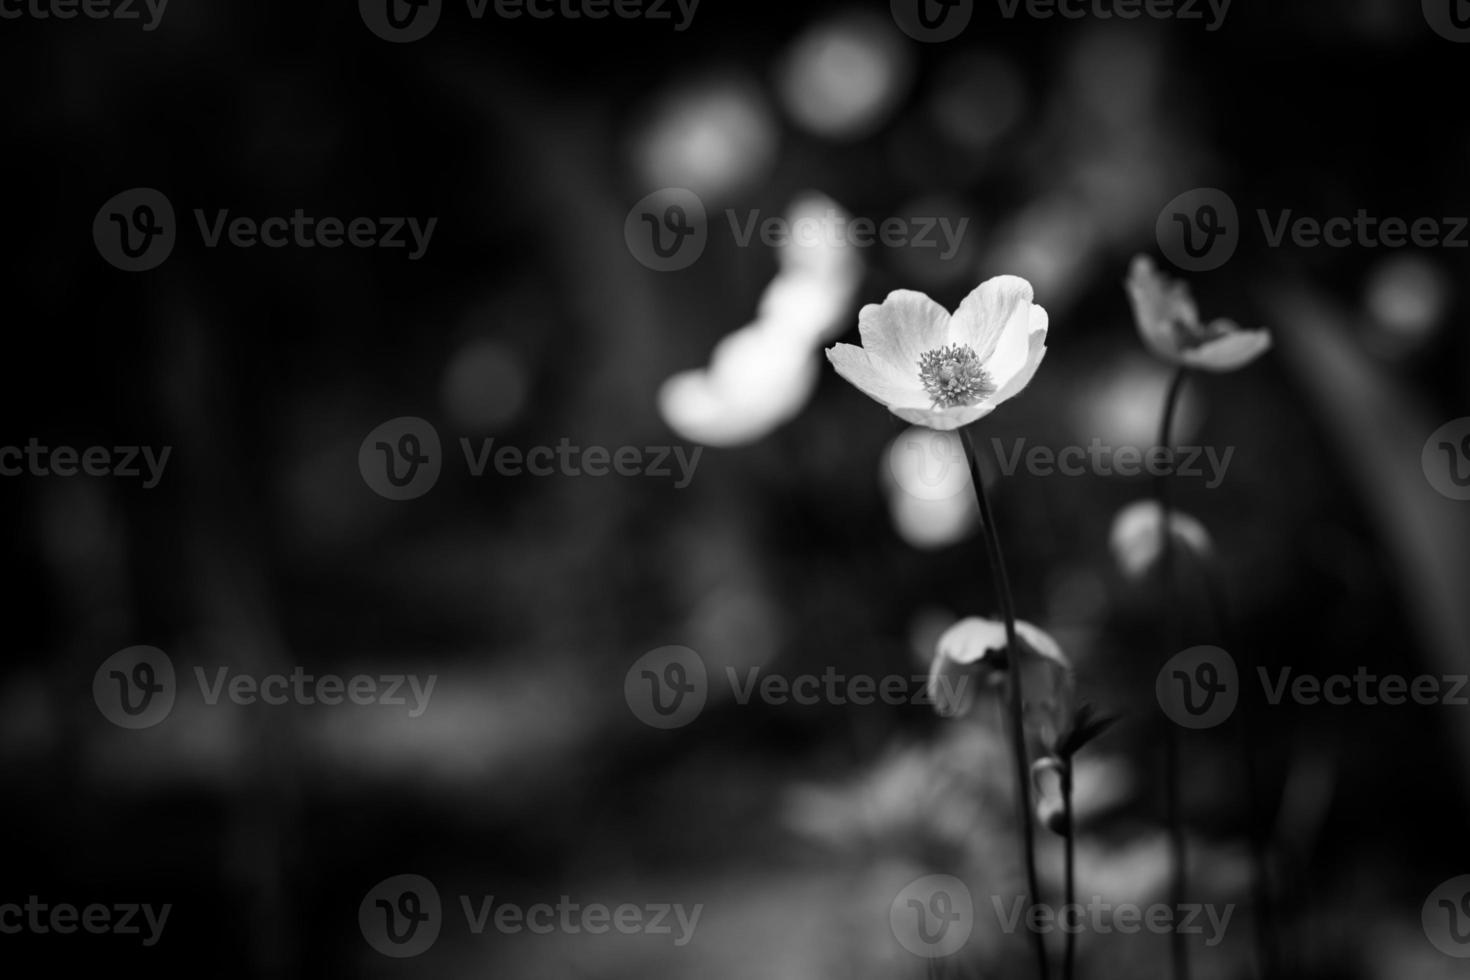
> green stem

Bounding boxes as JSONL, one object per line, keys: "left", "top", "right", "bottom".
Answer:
{"left": 962, "top": 425, "right": 1050, "bottom": 980}
{"left": 1154, "top": 366, "right": 1190, "bottom": 980}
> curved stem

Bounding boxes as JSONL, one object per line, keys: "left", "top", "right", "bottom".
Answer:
{"left": 962, "top": 425, "right": 1050, "bottom": 980}
{"left": 1154, "top": 366, "right": 1190, "bottom": 980}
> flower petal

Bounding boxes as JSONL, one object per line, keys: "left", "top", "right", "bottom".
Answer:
{"left": 890, "top": 402, "right": 997, "bottom": 431}
{"left": 1179, "top": 325, "right": 1273, "bottom": 373}
{"left": 1125, "top": 254, "right": 1197, "bottom": 362}
{"left": 857, "top": 290, "right": 950, "bottom": 377}
{"left": 987, "top": 298, "right": 1049, "bottom": 390}
{"left": 950, "top": 275, "right": 1037, "bottom": 362}
{"left": 825, "top": 343, "right": 929, "bottom": 409}
{"left": 1109, "top": 499, "right": 1215, "bottom": 580}
{"left": 936, "top": 617, "right": 1008, "bottom": 665}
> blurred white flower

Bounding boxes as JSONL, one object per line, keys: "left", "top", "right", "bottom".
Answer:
{"left": 826, "top": 277, "right": 1049, "bottom": 431}
{"left": 928, "top": 617, "right": 1075, "bottom": 746}
{"left": 1108, "top": 499, "right": 1214, "bottom": 581}
{"left": 1126, "top": 255, "right": 1271, "bottom": 372}
{"left": 659, "top": 193, "right": 862, "bottom": 447}
{"left": 659, "top": 324, "right": 819, "bottom": 447}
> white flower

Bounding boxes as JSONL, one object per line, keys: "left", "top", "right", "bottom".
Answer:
{"left": 1125, "top": 255, "right": 1271, "bottom": 372}
{"left": 825, "top": 276, "right": 1049, "bottom": 430}
{"left": 928, "top": 617, "right": 1074, "bottom": 742}
{"left": 1108, "top": 500, "right": 1214, "bottom": 581}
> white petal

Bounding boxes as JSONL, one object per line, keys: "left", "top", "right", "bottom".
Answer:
{"left": 936, "top": 617, "right": 1007, "bottom": 665}
{"left": 1125, "top": 254, "right": 1196, "bottom": 361}
{"left": 1180, "top": 326, "right": 1272, "bottom": 372}
{"left": 988, "top": 329, "right": 1048, "bottom": 408}
{"left": 890, "top": 402, "right": 996, "bottom": 431}
{"left": 950, "top": 275, "right": 1036, "bottom": 362}
{"left": 857, "top": 290, "right": 950, "bottom": 377}
{"left": 826, "top": 343, "right": 929, "bottom": 409}
{"left": 985, "top": 299, "right": 1049, "bottom": 392}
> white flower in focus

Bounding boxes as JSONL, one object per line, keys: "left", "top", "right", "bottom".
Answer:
{"left": 1125, "top": 255, "right": 1271, "bottom": 372}
{"left": 1109, "top": 499, "right": 1214, "bottom": 581}
{"left": 826, "top": 277, "right": 1049, "bottom": 431}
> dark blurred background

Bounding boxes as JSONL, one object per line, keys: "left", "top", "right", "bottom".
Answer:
{"left": 2, "top": 0, "right": 1468, "bottom": 976}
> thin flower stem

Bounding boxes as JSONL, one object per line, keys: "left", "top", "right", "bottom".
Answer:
{"left": 1062, "top": 766, "right": 1077, "bottom": 980}
{"left": 961, "top": 425, "right": 1050, "bottom": 980}
{"left": 1154, "top": 366, "right": 1190, "bottom": 980}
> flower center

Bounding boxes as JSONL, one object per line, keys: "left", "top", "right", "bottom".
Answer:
{"left": 918, "top": 343, "right": 994, "bottom": 408}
